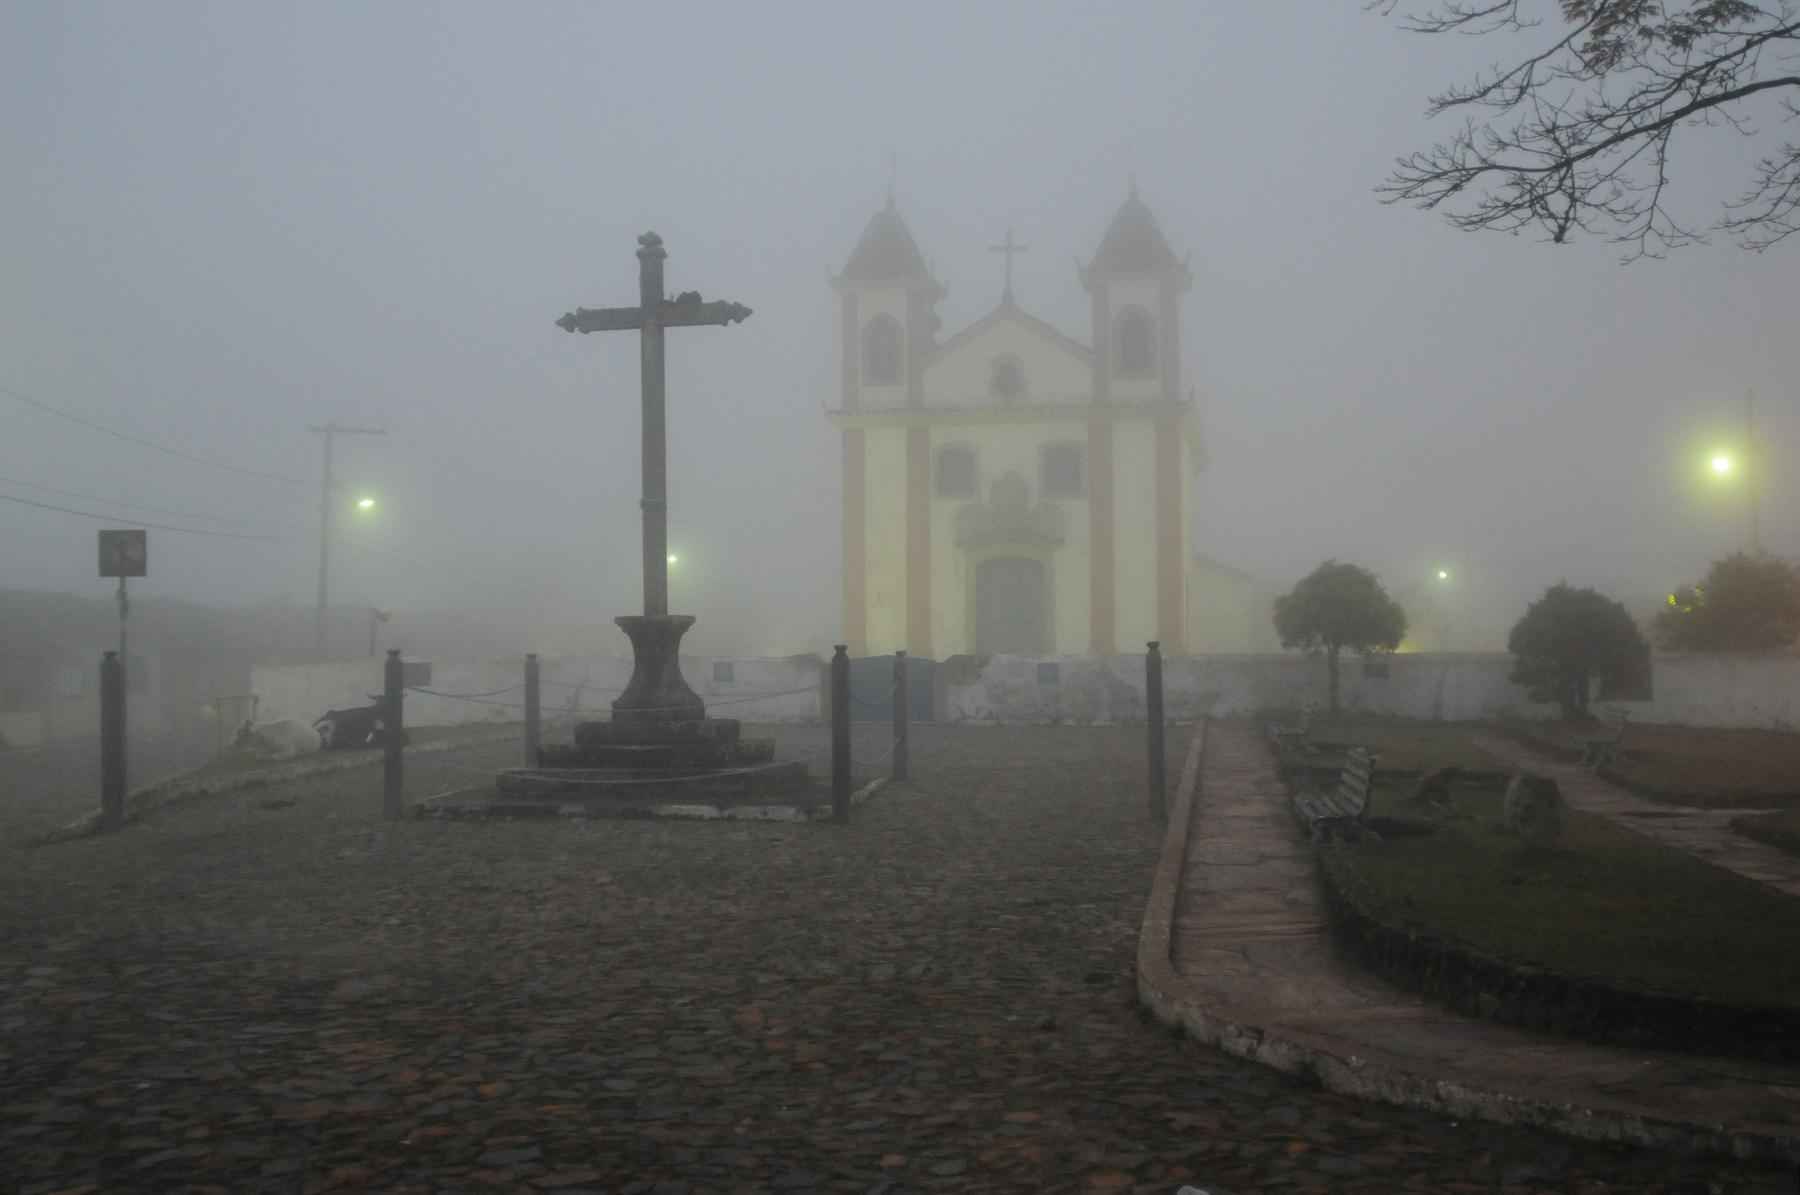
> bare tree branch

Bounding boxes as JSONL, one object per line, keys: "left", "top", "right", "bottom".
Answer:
{"left": 1378, "top": 1, "right": 1800, "bottom": 256}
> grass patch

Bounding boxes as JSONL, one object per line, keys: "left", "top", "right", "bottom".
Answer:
{"left": 1273, "top": 714, "right": 1508, "bottom": 773}
{"left": 1508, "top": 719, "right": 1800, "bottom": 805}
{"left": 1326, "top": 780, "right": 1800, "bottom": 1013}
{"left": 1732, "top": 807, "right": 1800, "bottom": 858}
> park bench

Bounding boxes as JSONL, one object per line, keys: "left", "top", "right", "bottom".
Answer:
{"left": 1574, "top": 707, "right": 1629, "bottom": 770}
{"left": 1267, "top": 702, "right": 1318, "bottom": 754}
{"left": 1291, "top": 746, "right": 1380, "bottom": 844}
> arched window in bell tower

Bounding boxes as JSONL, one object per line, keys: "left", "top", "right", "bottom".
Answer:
{"left": 862, "top": 314, "right": 903, "bottom": 386}
{"left": 1114, "top": 306, "right": 1156, "bottom": 377}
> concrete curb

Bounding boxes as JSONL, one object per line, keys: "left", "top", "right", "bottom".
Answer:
{"left": 37, "top": 727, "right": 526, "bottom": 845}
{"left": 1135, "top": 720, "right": 1799, "bottom": 1166}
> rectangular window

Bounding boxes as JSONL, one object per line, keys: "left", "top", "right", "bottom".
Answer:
{"left": 936, "top": 445, "right": 977, "bottom": 499}
{"left": 1041, "top": 442, "right": 1085, "bottom": 499}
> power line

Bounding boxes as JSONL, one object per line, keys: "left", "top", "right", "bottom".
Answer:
{"left": 0, "top": 474, "right": 288, "bottom": 530}
{"left": 0, "top": 491, "right": 291, "bottom": 540}
{"left": 0, "top": 382, "right": 308, "bottom": 486}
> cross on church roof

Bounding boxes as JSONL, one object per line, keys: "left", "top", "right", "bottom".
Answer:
{"left": 988, "top": 227, "right": 1029, "bottom": 305}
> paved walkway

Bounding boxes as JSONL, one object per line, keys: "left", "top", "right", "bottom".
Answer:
{"left": 1165, "top": 720, "right": 1800, "bottom": 1169}
{"left": 1473, "top": 732, "right": 1800, "bottom": 898}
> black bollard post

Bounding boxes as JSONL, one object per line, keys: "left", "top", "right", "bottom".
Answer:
{"left": 831, "top": 644, "right": 850, "bottom": 823}
{"left": 524, "top": 653, "right": 541, "bottom": 768}
{"left": 383, "top": 649, "right": 404, "bottom": 820}
{"left": 1146, "top": 641, "right": 1167, "bottom": 824}
{"left": 892, "top": 650, "right": 910, "bottom": 782}
{"left": 100, "top": 651, "right": 125, "bottom": 833}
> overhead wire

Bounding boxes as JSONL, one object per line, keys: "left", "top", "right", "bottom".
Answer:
{"left": 0, "top": 381, "right": 308, "bottom": 486}
{"left": 0, "top": 491, "right": 291, "bottom": 540}
{"left": 0, "top": 473, "right": 290, "bottom": 530}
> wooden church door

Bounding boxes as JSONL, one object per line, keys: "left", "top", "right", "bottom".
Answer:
{"left": 975, "top": 557, "right": 1049, "bottom": 656}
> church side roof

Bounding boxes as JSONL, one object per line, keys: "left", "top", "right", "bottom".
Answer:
{"left": 838, "top": 200, "right": 934, "bottom": 285}
{"left": 1087, "top": 188, "right": 1184, "bottom": 278}
{"left": 929, "top": 298, "right": 1093, "bottom": 366}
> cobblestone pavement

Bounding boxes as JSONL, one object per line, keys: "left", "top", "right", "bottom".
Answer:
{"left": 0, "top": 724, "right": 1787, "bottom": 1193}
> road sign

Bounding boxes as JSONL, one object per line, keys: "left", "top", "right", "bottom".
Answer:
{"left": 98, "top": 530, "right": 147, "bottom": 578}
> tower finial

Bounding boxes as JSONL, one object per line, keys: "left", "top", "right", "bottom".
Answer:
{"left": 1128, "top": 172, "right": 1139, "bottom": 200}
{"left": 886, "top": 149, "right": 897, "bottom": 211}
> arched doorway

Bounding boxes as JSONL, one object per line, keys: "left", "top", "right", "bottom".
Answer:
{"left": 975, "top": 556, "right": 1049, "bottom": 656}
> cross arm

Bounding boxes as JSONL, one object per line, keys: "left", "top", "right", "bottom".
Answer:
{"left": 657, "top": 295, "right": 753, "bottom": 327}
{"left": 555, "top": 294, "right": 753, "bottom": 334}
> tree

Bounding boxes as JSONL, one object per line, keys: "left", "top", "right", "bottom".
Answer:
{"left": 1376, "top": 1, "right": 1800, "bottom": 257}
{"left": 1508, "top": 583, "right": 1647, "bottom": 718}
{"left": 1654, "top": 552, "right": 1800, "bottom": 650}
{"left": 1273, "top": 561, "right": 1407, "bottom": 713}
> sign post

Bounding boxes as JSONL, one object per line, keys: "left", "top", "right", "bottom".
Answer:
{"left": 98, "top": 531, "right": 146, "bottom": 834}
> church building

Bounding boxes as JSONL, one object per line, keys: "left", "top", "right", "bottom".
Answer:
{"left": 830, "top": 188, "right": 1223, "bottom": 659}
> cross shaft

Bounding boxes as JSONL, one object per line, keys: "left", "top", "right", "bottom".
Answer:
{"left": 556, "top": 231, "right": 752, "bottom": 619}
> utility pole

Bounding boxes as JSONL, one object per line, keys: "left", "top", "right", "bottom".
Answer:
{"left": 310, "top": 423, "right": 385, "bottom": 660}
{"left": 1746, "top": 388, "right": 1762, "bottom": 555}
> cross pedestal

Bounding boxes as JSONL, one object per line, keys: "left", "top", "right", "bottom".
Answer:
{"left": 611, "top": 614, "right": 704, "bottom": 725}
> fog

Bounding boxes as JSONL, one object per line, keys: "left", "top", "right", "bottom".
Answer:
{"left": 4, "top": 2, "right": 1796, "bottom": 657}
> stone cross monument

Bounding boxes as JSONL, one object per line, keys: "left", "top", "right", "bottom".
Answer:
{"left": 558, "top": 231, "right": 751, "bottom": 723}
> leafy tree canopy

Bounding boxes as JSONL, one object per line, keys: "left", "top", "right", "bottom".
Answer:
{"left": 1274, "top": 560, "right": 1408, "bottom": 655}
{"left": 1654, "top": 552, "right": 1800, "bottom": 651}
{"left": 1508, "top": 582, "right": 1647, "bottom": 717}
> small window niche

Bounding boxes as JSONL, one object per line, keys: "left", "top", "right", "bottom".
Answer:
{"left": 1040, "top": 441, "right": 1085, "bottom": 499}
{"left": 936, "top": 443, "right": 978, "bottom": 499}
{"left": 1114, "top": 306, "right": 1156, "bottom": 377}
{"left": 989, "top": 354, "right": 1026, "bottom": 402}
{"left": 862, "top": 314, "right": 903, "bottom": 386}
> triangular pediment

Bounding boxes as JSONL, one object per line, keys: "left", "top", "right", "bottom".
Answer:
{"left": 922, "top": 301, "right": 1092, "bottom": 404}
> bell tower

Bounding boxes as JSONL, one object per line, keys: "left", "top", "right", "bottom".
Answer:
{"left": 1080, "top": 185, "right": 1194, "bottom": 652}
{"left": 832, "top": 197, "right": 945, "bottom": 654}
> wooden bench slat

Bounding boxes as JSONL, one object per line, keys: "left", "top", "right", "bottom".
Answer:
{"left": 1291, "top": 746, "right": 1379, "bottom": 843}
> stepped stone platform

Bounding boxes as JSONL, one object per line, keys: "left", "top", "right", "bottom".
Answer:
{"left": 418, "top": 716, "right": 827, "bottom": 822}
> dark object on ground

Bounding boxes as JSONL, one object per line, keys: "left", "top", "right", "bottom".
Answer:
{"left": 315, "top": 694, "right": 406, "bottom": 750}
{"left": 1292, "top": 746, "right": 1380, "bottom": 843}
{"left": 1574, "top": 708, "right": 1630, "bottom": 770}
{"left": 1403, "top": 765, "right": 1462, "bottom": 819}
{"left": 1502, "top": 773, "right": 1566, "bottom": 847}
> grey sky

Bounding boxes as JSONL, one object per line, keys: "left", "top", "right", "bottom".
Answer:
{"left": 4, "top": 2, "right": 1795, "bottom": 653}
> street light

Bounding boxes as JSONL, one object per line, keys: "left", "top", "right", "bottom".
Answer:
{"left": 355, "top": 496, "right": 377, "bottom": 512}
{"left": 667, "top": 553, "right": 679, "bottom": 566}
{"left": 1436, "top": 568, "right": 1451, "bottom": 582}
{"left": 1711, "top": 454, "right": 1735, "bottom": 477}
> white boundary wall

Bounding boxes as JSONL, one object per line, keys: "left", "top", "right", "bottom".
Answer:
{"left": 250, "top": 654, "right": 826, "bottom": 729}
{"left": 251, "top": 651, "right": 1800, "bottom": 731}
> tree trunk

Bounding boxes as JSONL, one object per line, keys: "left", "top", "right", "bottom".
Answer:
{"left": 1326, "top": 645, "right": 1341, "bottom": 714}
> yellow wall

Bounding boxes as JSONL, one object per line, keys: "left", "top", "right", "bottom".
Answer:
{"left": 925, "top": 317, "right": 1090, "bottom": 406}
{"left": 863, "top": 426, "right": 907, "bottom": 652}
{"left": 927, "top": 419, "right": 1091, "bottom": 654}
{"left": 1113, "top": 418, "right": 1158, "bottom": 648}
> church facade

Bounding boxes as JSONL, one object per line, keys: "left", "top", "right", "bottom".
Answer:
{"left": 829, "top": 189, "right": 1216, "bottom": 659}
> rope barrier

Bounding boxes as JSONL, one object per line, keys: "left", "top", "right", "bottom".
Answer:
{"left": 407, "top": 683, "right": 522, "bottom": 701}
